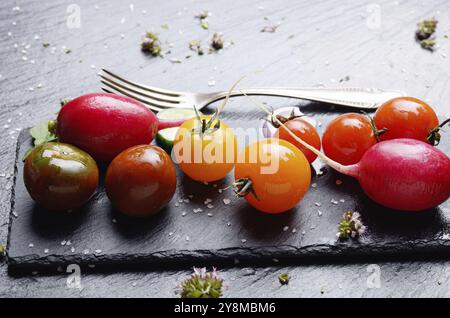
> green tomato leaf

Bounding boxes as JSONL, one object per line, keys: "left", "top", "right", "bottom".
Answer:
{"left": 24, "top": 120, "right": 57, "bottom": 161}
{"left": 30, "top": 120, "right": 57, "bottom": 147}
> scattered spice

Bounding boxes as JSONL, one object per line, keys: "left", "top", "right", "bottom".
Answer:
{"left": 421, "top": 38, "right": 436, "bottom": 51}
{"left": 278, "top": 273, "right": 290, "bottom": 285}
{"left": 141, "top": 32, "right": 162, "bottom": 56}
{"left": 261, "top": 17, "right": 281, "bottom": 33}
{"left": 201, "top": 20, "right": 209, "bottom": 30}
{"left": 0, "top": 244, "right": 5, "bottom": 256}
{"left": 42, "top": 42, "right": 50, "bottom": 48}
{"left": 337, "top": 211, "right": 366, "bottom": 240}
{"left": 195, "top": 10, "right": 210, "bottom": 30}
{"left": 416, "top": 17, "right": 438, "bottom": 51}
{"left": 189, "top": 40, "right": 204, "bottom": 55}
{"left": 161, "top": 24, "right": 169, "bottom": 30}
{"left": 178, "top": 267, "right": 223, "bottom": 298}
{"left": 211, "top": 33, "right": 224, "bottom": 51}
{"left": 339, "top": 76, "right": 350, "bottom": 83}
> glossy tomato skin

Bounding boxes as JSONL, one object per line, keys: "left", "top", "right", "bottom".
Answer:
{"left": 105, "top": 145, "right": 176, "bottom": 217}
{"left": 373, "top": 97, "right": 438, "bottom": 142}
{"left": 57, "top": 93, "right": 159, "bottom": 161}
{"left": 322, "top": 113, "right": 377, "bottom": 165}
{"left": 173, "top": 116, "right": 238, "bottom": 182}
{"left": 235, "top": 138, "right": 311, "bottom": 214}
{"left": 23, "top": 142, "right": 99, "bottom": 212}
{"left": 275, "top": 118, "right": 321, "bottom": 163}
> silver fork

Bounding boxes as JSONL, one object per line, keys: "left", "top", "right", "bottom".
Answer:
{"left": 98, "top": 69, "right": 406, "bottom": 112}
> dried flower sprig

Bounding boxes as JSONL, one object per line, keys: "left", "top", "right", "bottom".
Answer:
{"left": 416, "top": 17, "right": 438, "bottom": 40}
{"left": 416, "top": 17, "right": 438, "bottom": 51}
{"left": 195, "top": 10, "right": 210, "bottom": 30}
{"left": 211, "top": 33, "right": 224, "bottom": 51}
{"left": 141, "top": 32, "right": 162, "bottom": 56}
{"left": 189, "top": 40, "right": 204, "bottom": 55}
{"left": 420, "top": 38, "right": 437, "bottom": 51}
{"left": 337, "top": 211, "right": 366, "bottom": 240}
{"left": 178, "top": 267, "right": 223, "bottom": 298}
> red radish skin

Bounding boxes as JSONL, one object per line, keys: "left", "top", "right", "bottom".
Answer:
{"left": 341, "top": 139, "right": 450, "bottom": 211}
{"left": 247, "top": 95, "right": 450, "bottom": 212}
{"left": 56, "top": 93, "right": 184, "bottom": 161}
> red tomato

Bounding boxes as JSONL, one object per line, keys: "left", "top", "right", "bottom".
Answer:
{"left": 234, "top": 138, "right": 311, "bottom": 214}
{"left": 373, "top": 97, "right": 439, "bottom": 143}
{"left": 275, "top": 118, "right": 321, "bottom": 163}
{"left": 105, "top": 145, "right": 176, "bottom": 217}
{"left": 322, "top": 113, "right": 377, "bottom": 165}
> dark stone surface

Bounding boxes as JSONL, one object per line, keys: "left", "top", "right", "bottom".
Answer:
{"left": 7, "top": 119, "right": 450, "bottom": 269}
{"left": 0, "top": 0, "right": 450, "bottom": 297}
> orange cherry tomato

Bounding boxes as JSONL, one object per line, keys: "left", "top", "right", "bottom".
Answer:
{"left": 373, "top": 97, "right": 439, "bottom": 143}
{"left": 234, "top": 138, "right": 311, "bottom": 214}
{"left": 173, "top": 115, "right": 238, "bottom": 182}
{"left": 275, "top": 117, "right": 321, "bottom": 163}
{"left": 105, "top": 145, "right": 176, "bottom": 217}
{"left": 322, "top": 113, "right": 377, "bottom": 165}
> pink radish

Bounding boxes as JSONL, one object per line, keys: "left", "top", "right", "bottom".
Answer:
{"left": 249, "top": 95, "right": 450, "bottom": 211}
{"left": 57, "top": 93, "right": 185, "bottom": 161}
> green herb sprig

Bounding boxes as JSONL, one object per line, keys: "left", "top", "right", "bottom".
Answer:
{"left": 278, "top": 273, "right": 290, "bottom": 285}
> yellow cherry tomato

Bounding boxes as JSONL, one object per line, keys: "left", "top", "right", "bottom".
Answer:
{"left": 173, "top": 115, "right": 238, "bottom": 182}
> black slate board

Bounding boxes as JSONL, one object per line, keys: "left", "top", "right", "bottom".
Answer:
{"left": 7, "top": 111, "right": 450, "bottom": 269}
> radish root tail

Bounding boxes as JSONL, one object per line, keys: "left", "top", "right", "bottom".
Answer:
{"left": 241, "top": 92, "right": 358, "bottom": 177}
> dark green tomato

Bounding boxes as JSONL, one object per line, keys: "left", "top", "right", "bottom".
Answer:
{"left": 23, "top": 142, "right": 99, "bottom": 212}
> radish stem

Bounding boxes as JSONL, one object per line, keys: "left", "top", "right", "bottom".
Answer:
{"left": 241, "top": 92, "right": 359, "bottom": 177}
{"left": 158, "top": 118, "right": 187, "bottom": 130}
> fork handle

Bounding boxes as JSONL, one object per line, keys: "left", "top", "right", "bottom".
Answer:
{"left": 211, "top": 87, "right": 406, "bottom": 109}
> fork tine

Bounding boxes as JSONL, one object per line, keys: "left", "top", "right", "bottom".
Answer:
{"left": 101, "top": 69, "right": 183, "bottom": 97}
{"left": 99, "top": 74, "right": 183, "bottom": 104}
{"left": 100, "top": 83, "right": 166, "bottom": 112}
{"left": 100, "top": 79, "right": 182, "bottom": 109}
